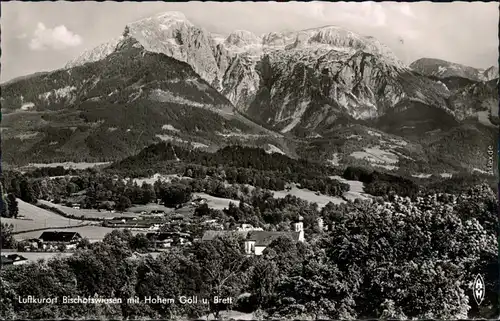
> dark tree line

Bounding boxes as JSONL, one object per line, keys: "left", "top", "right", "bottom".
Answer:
{"left": 110, "top": 143, "right": 349, "bottom": 197}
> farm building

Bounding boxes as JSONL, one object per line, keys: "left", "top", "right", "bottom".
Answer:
{"left": 38, "top": 231, "right": 83, "bottom": 249}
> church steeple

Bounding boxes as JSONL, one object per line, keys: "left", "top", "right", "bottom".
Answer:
{"left": 293, "top": 215, "right": 304, "bottom": 242}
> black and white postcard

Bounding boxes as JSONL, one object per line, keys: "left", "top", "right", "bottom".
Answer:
{"left": 1, "top": 2, "right": 498, "bottom": 320}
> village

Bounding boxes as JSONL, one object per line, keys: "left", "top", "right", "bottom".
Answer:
{"left": 1, "top": 191, "right": 331, "bottom": 266}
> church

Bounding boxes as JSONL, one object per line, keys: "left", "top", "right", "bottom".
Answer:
{"left": 201, "top": 218, "right": 305, "bottom": 255}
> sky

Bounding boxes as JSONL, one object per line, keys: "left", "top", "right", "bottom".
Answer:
{"left": 1, "top": 1, "right": 498, "bottom": 82}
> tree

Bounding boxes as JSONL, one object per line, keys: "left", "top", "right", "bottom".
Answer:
{"left": 1, "top": 183, "right": 8, "bottom": 217}
{"left": 161, "top": 183, "right": 192, "bottom": 207}
{"left": 6, "top": 194, "right": 18, "bottom": 218}
{"left": 19, "top": 179, "right": 36, "bottom": 204}
{"left": 8, "top": 178, "right": 21, "bottom": 198}
{"left": 1, "top": 197, "right": 7, "bottom": 218}
{"left": 1, "top": 223, "right": 17, "bottom": 249}
{"left": 77, "top": 238, "right": 92, "bottom": 250}
{"left": 267, "top": 244, "right": 350, "bottom": 319}
{"left": 250, "top": 257, "right": 279, "bottom": 309}
{"left": 116, "top": 196, "right": 132, "bottom": 212}
{"left": 190, "top": 234, "right": 250, "bottom": 319}
{"left": 129, "top": 233, "right": 150, "bottom": 252}
{"left": 319, "top": 185, "right": 496, "bottom": 319}
{"left": 141, "top": 182, "right": 156, "bottom": 205}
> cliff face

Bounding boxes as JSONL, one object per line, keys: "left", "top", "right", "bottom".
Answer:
{"left": 62, "top": 12, "right": 497, "bottom": 137}
{"left": 3, "top": 11, "right": 497, "bottom": 173}
{"left": 1, "top": 37, "right": 269, "bottom": 164}
{"left": 410, "top": 58, "right": 498, "bottom": 82}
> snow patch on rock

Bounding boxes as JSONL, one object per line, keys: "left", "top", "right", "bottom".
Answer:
{"left": 38, "top": 86, "right": 77, "bottom": 101}
{"left": 162, "top": 124, "right": 180, "bottom": 132}
{"left": 265, "top": 144, "right": 285, "bottom": 155}
{"left": 280, "top": 100, "right": 309, "bottom": 133}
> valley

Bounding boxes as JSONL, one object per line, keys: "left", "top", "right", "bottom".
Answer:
{"left": 1, "top": 4, "right": 498, "bottom": 321}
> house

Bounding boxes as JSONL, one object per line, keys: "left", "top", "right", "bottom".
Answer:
{"left": 236, "top": 224, "right": 263, "bottom": 231}
{"left": 1, "top": 254, "right": 28, "bottom": 266}
{"left": 146, "top": 233, "right": 173, "bottom": 248}
{"left": 201, "top": 219, "right": 224, "bottom": 230}
{"left": 202, "top": 218, "right": 305, "bottom": 256}
{"left": 192, "top": 197, "right": 207, "bottom": 206}
{"left": 8, "top": 254, "right": 29, "bottom": 265}
{"left": 38, "top": 231, "right": 83, "bottom": 249}
{"left": 147, "top": 232, "right": 192, "bottom": 247}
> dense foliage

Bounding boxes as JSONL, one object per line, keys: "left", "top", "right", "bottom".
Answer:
{"left": 111, "top": 143, "right": 349, "bottom": 197}
{"left": 1, "top": 223, "right": 17, "bottom": 249}
{"left": 1, "top": 183, "right": 497, "bottom": 319}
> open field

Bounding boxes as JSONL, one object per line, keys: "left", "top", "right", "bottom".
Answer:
{"left": 26, "top": 162, "right": 111, "bottom": 169}
{"left": 129, "top": 203, "right": 174, "bottom": 214}
{"left": 38, "top": 200, "right": 140, "bottom": 219}
{"left": 2, "top": 199, "right": 89, "bottom": 233}
{"left": 350, "top": 146, "right": 399, "bottom": 165}
{"left": 14, "top": 226, "right": 142, "bottom": 242}
{"left": 193, "top": 193, "right": 241, "bottom": 210}
{"left": 330, "top": 175, "right": 372, "bottom": 201}
{"left": 272, "top": 187, "right": 346, "bottom": 209}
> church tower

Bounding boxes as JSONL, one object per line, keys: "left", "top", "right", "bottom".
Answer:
{"left": 293, "top": 216, "right": 305, "bottom": 242}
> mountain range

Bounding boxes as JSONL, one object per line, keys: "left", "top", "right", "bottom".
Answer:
{"left": 2, "top": 11, "right": 498, "bottom": 175}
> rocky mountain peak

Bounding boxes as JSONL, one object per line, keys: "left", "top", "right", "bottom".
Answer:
{"left": 65, "top": 37, "right": 123, "bottom": 68}
{"left": 262, "top": 31, "right": 295, "bottom": 47}
{"left": 225, "top": 30, "right": 261, "bottom": 47}
{"left": 125, "top": 11, "right": 195, "bottom": 44}
{"left": 61, "top": 10, "right": 494, "bottom": 135}
{"left": 128, "top": 11, "right": 193, "bottom": 28}
{"left": 409, "top": 58, "right": 497, "bottom": 81}
{"left": 483, "top": 65, "right": 499, "bottom": 81}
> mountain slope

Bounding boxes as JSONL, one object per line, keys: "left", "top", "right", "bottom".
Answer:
{"left": 1, "top": 37, "right": 282, "bottom": 165}
{"left": 65, "top": 12, "right": 496, "bottom": 139}
{"left": 3, "top": 11, "right": 497, "bottom": 175}
{"left": 410, "top": 58, "right": 498, "bottom": 82}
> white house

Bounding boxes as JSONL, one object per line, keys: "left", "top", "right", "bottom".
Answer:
{"left": 202, "top": 218, "right": 305, "bottom": 256}
{"left": 236, "top": 223, "right": 263, "bottom": 231}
